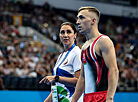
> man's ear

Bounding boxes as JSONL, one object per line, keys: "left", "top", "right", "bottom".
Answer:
{"left": 93, "top": 18, "right": 96, "bottom": 22}
{"left": 91, "top": 18, "right": 96, "bottom": 25}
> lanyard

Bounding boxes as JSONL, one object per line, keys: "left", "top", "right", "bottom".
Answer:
{"left": 56, "top": 43, "right": 75, "bottom": 75}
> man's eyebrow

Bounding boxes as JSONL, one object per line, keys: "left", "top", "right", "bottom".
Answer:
{"left": 77, "top": 15, "right": 84, "bottom": 18}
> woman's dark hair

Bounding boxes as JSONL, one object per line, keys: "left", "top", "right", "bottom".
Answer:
{"left": 60, "top": 22, "right": 78, "bottom": 45}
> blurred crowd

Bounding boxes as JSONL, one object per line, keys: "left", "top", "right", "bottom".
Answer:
{"left": 0, "top": 0, "right": 137, "bottom": 91}
{"left": 0, "top": 20, "right": 60, "bottom": 89}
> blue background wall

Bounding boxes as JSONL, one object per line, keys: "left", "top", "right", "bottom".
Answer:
{"left": 0, "top": 91, "right": 137, "bottom": 102}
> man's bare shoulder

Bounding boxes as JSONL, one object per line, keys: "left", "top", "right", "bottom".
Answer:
{"left": 81, "top": 41, "right": 92, "bottom": 50}
{"left": 99, "top": 36, "right": 113, "bottom": 44}
{"left": 98, "top": 36, "right": 114, "bottom": 51}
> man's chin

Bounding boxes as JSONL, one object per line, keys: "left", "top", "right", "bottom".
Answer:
{"left": 79, "top": 30, "right": 85, "bottom": 34}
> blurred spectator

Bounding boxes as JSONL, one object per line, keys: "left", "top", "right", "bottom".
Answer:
{"left": 35, "top": 61, "right": 46, "bottom": 77}
{"left": 0, "top": 77, "right": 5, "bottom": 90}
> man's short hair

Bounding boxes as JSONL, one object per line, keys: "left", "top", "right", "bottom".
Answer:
{"left": 78, "top": 6, "right": 100, "bottom": 22}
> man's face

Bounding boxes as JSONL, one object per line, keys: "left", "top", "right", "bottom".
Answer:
{"left": 76, "top": 10, "right": 92, "bottom": 34}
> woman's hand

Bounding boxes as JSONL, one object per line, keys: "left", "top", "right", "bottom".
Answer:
{"left": 39, "top": 76, "right": 55, "bottom": 85}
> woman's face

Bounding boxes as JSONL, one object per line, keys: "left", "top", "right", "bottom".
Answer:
{"left": 59, "top": 25, "right": 76, "bottom": 47}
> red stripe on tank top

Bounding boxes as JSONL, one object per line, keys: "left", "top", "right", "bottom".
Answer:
{"left": 86, "top": 49, "right": 95, "bottom": 65}
{"left": 91, "top": 35, "right": 104, "bottom": 85}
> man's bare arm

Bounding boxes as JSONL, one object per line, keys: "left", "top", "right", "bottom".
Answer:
{"left": 99, "top": 37, "right": 119, "bottom": 101}
{"left": 72, "top": 64, "right": 85, "bottom": 102}
{"left": 44, "top": 92, "right": 52, "bottom": 102}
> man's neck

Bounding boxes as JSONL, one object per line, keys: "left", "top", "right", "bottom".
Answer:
{"left": 85, "top": 32, "right": 100, "bottom": 41}
{"left": 85, "top": 34, "right": 90, "bottom": 40}
{"left": 84, "top": 25, "right": 100, "bottom": 40}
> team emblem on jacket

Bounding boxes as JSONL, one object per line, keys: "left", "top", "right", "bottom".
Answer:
{"left": 63, "top": 59, "right": 68, "bottom": 65}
